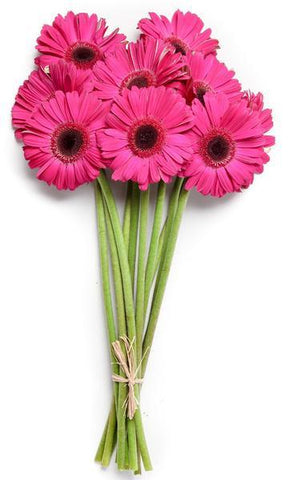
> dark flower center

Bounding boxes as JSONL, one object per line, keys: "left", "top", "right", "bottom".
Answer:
{"left": 167, "top": 36, "right": 187, "bottom": 55}
{"left": 128, "top": 119, "right": 165, "bottom": 158}
{"left": 195, "top": 85, "right": 208, "bottom": 105}
{"left": 57, "top": 129, "right": 84, "bottom": 157}
{"left": 72, "top": 46, "right": 96, "bottom": 64}
{"left": 128, "top": 76, "right": 149, "bottom": 89}
{"left": 200, "top": 129, "right": 235, "bottom": 168}
{"left": 171, "top": 42, "right": 186, "bottom": 55}
{"left": 186, "top": 81, "right": 210, "bottom": 106}
{"left": 51, "top": 124, "right": 88, "bottom": 163}
{"left": 135, "top": 125, "right": 158, "bottom": 150}
{"left": 207, "top": 135, "right": 230, "bottom": 162}
{"left": 121, "top": 70, "right": 156, "bottom": 92}
{"left": 66, "top": 42, "right": 101, "bottom": 69}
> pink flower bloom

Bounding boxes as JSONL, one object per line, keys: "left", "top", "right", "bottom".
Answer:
{"left": 183, "top": 93, "right": 275, "bottom": 197}
{"left": 12, "top": 61, "right": 92, "bottom": 140}
{"left": 98, "top": 86, "right": 194, "bottom": 190}
{"left": 92, "top": 38, "right": 188, "bottom": 102}
{"left": 35, "top": 12, "right": 126, "bottom": 70}
{"left": 22, "top": 91, "right": 107, "bottom": 190}
{"left": 182, "top": 53, "right": 241, "bottom": 106}
{"left": 138, "top": 10, "right": 218, "bottom": 57}
{"left": 242, "top": 91, "right": 275, "bottom": 149}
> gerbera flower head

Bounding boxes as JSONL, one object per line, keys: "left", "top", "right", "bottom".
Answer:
{"left": 98, "top": 86, "right": 194, "bottom": 190}
{"left": 182, "top": 53, "right": 241, "bottom": 106}
{"left": 138, "top": 10, "right": 219, "bottom": 57}
{"left": 22, "top": 91, "right": 107, "bottom": 190}
{"left": 92, "top": 37, "right": 188, "bottom": 102}
{"left": 242, "top": 90, "right": 274, "bottom": 146}
{"left": 12, "top": 61, "right": 92, "bottom": 140}
{"left": 35, "top": 11, "right": 126, "bottom": 70}
{"left": 183, "top": 92, "right": 275, "bottom": 197}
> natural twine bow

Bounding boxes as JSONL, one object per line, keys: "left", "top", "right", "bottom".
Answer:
{"left": 111, "top": 336, "right": 145, "bottom": 420}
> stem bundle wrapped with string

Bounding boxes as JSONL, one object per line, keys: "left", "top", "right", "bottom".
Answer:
{"left": 94, "top": 173, "right": 189, "bottom": 472}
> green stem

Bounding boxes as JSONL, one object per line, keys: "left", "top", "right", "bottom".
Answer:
{"left": 102, "top": 401, "right": 117, "bottom": 467}
{"left": 144, "top": 182, "right": 166, "bottom": 313}
{"left": 136, "top": 189, "right": 149, "bottom": 365}
{"left": 144, "top": 179, "right": 182, "bottom": 320}
{"left": 94, "top": 183, "right": 119, "bottom": 466}
{"left": 94, "top": 410, "right": 109, "bottom": 463}
{"left": 153, "top": 220, "right": 166, "bottom": 281}
{"left": 134, "top": 407, "right": 153, "bottom": 471}
{"left": 104, "top": 202, "right": 126, "bottom": 338}
{"left": 123, "top": 182, "right": 132, "bottom": 251}
{"left": 94, "top": 182, "right": 118, "bottom": 380}
{"left": 127, "top": 419, "right": 138, "bottom": 472}
{"left": 103, "top": 201, "right": 128, "bottom": 468}
{"left": 97, "top": 174, "right": 134, "bottom": 470}
{"left": 142, "top": 187, "right": 189, "bottom": 376}
{"left": 128, "top": 183, "right": 140, "bottom": 290}
{"left": 97, "top": 173, "right": 149, "bottom": 471}
{"left": 160, "top": 178, "right": 183, "bottom": 262}
{"left": 97, "top": 172, "right": 135, "bottom": 340}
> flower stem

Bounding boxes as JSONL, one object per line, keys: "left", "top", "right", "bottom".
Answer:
{"left": 101, "top": 401, "right": 117, "bottom": 467}
{"left": 94, "top": 183, "right": 120, "bottom": 466}
{"left": 142, "top": 186, "right": 189, "bottom": 375}
{"left": 94, "top": 410, "right": 109, "bottom": 463}
{"left": 134, "top": 407, "right": 153, "bottom": 471}
{"left": 97, "top": 172, "right": 135, "bottom": 340}
{"left": 136, "top": 189, "right": 149, "bottom": 365}
{"left": 104, "top": 201, "right": 126, "bottom": 338}
{"left": 97, "top": 172, "right": 151, "bottom": 471}
{"left": 128, "top": 183, "right": 140, "bottom": 289}
{"left": 103, "top": 201, "right": 128, "bottom": 468}
{"left": 97, "top": 174, "right": 134, "bottom": 470}
{"left": 159, "top": 178, "right": 184, "bottom": 263}
{"left": 94, "top": 181, "right": 117, "bottom": 341}
{"left": 94, "top": 182, "right": 118, "bottom": 381}
{"left": 127, "top": 419, "right": 139, "bottom": 472}
{"left": 123, "top": 182, "right": 132, "bottom": 251}
{"left": 144, "top": 182, "right": 166, "bottom": 313}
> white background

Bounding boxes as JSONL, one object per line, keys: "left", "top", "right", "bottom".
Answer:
{"left": 0, "top": 1, "right": 288, "bottom": 479}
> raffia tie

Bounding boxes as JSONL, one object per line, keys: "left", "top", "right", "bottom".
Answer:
{"left": 111, "top": 336, "right": 143, "bottom": 420}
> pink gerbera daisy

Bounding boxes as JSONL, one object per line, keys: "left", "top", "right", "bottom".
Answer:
{"left": 12, "top": 60, "right": 91, "bottom": 140}
{"left": 182, "top": 53, "right": 241, "bottom": 106}
{"left": 138, "top": 10, "right": 218, "bottom": 57}
{"left": 22, "top": 91, "right": 107, "bottom": 190}
{"left": 35, "top": 11, "right": 126, "bottom": 70}
{"left": 183, "top": 93, "right": 275, "bottom": 197}
{"left": 98, "top": 86, "right": 194, "bottom": 190}
{"left": 242, "top": 90, "right": 275, "bottom": 166}
{"left": 92, "top": 37, "right": 188, "bottom": 101}
{"left": 242, "top": 91, "right": 274, "bottom": 147}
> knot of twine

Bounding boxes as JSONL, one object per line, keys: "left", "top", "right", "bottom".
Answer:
{"left": 111, "top": 336, "right": 144, "bottom": 420}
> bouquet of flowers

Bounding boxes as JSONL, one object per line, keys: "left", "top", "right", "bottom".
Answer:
{"left": 12, "top": 10, "right": 274, "bottom": 473}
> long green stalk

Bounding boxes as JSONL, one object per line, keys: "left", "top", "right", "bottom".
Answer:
{"left": 128, "top": 183, "right": 140, "bottom": 289}
{"left": 94, "top": 183, "right": 119, "bottom": 465}
{"left": 123, "top": 182, "right": 132, "bottom": 251}
{"left": 101, "top": 400, "right": 117, "bottom": 467}
{"left": 94, "top": 181, "right": 117, "bottom": 347}
{"left": 97, "top": 173, "right": 151, "bottom": 471}
{"left": 142, "top": 187, "right": 189, "bottom": 375}
{"left": 94, "top": 407, "right": 109, "bottom": 463}
{"left": 97, "top": 173, "right": 135, "bottom": 340}
{"left": 136, "top": 189, "right": 149, "bottom": 365}
{"left": 97, "top": 175, "right": 134, "bottom": 470}
{"left": 104, "top": 201, "right": 127, "bottom": 468}
{"left": 144, "top": 182, "right": 166, "bottom": 313}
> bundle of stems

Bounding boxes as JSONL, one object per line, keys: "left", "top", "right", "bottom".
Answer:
{"left": 94, "top": 171, "right": 189, "bottom": 473}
